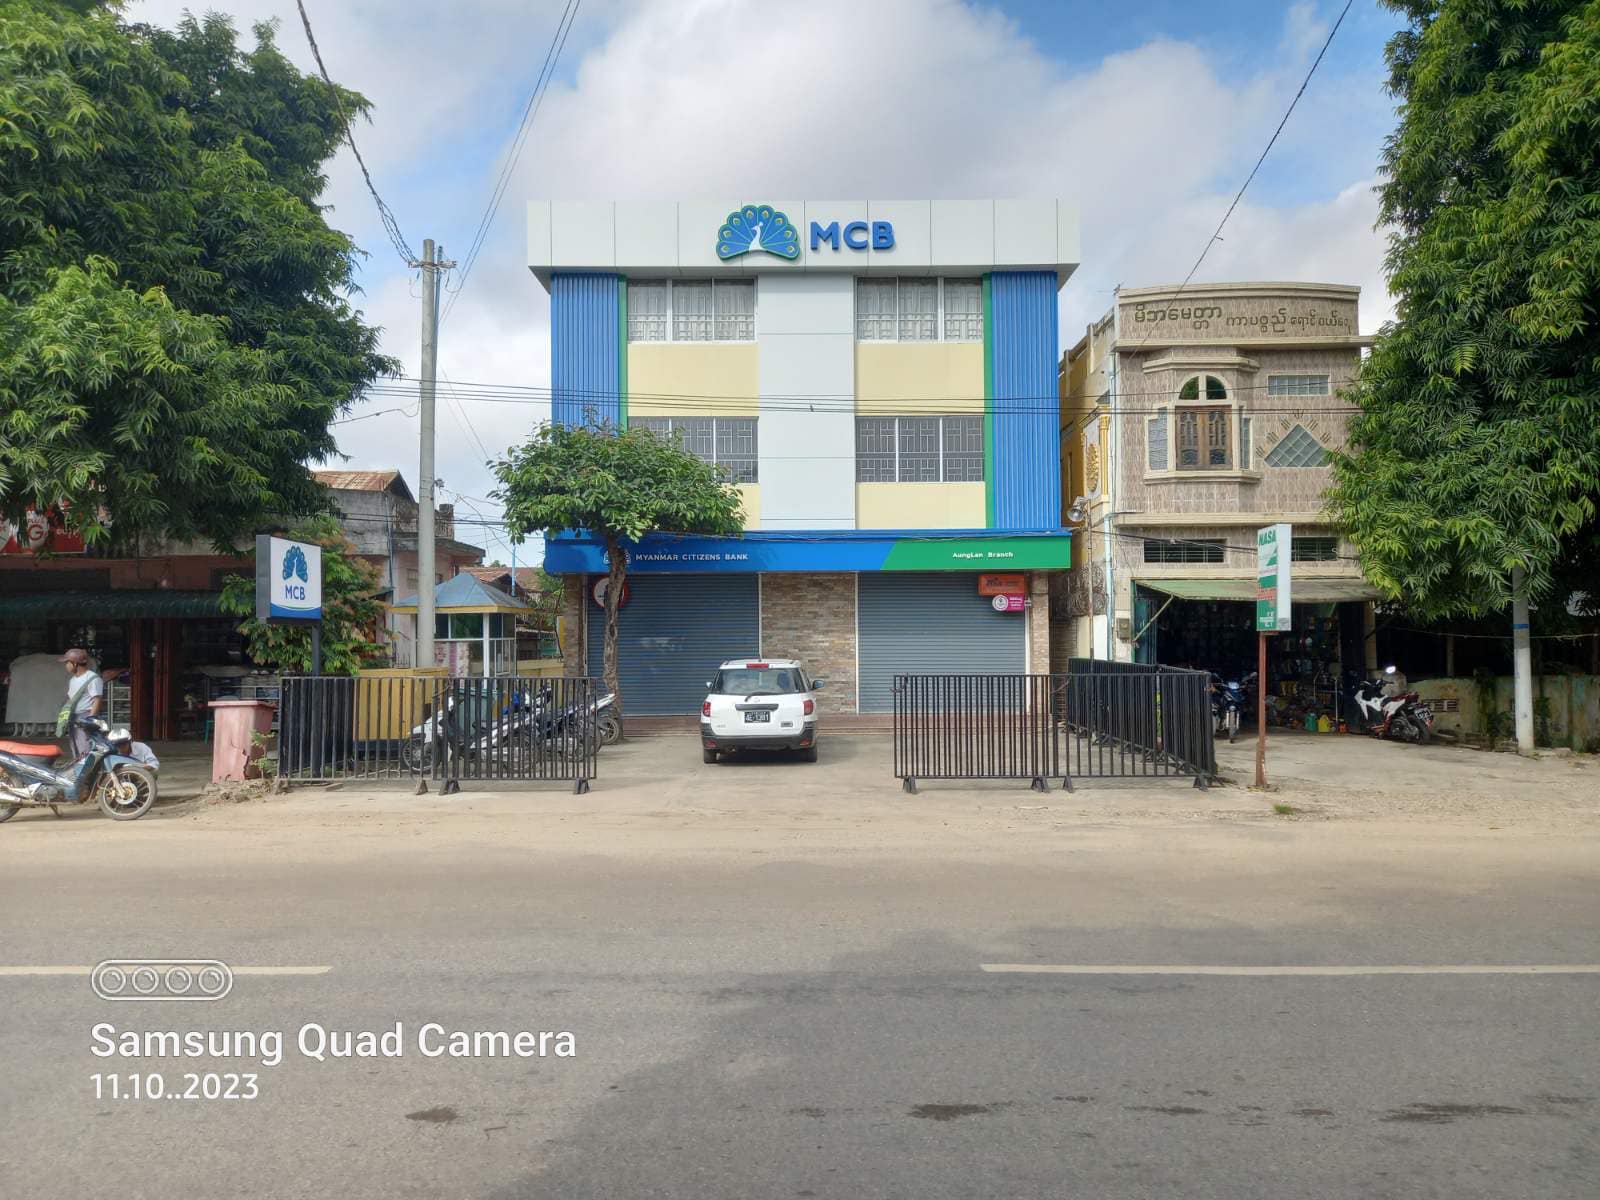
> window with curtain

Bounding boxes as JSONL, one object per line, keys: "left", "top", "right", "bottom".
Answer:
{"left": 1267, "top": 374, "right": 1330, "bottom": 396}
{"left": 713, "top": 279, "right": 755, "bottom": 340}
{"left": 898, "top": 279, "right": 938, "bottom": 341}
{"left": 853, "top": 416, "right": 985, "bottom": 482}
{"left": 1147, "top": 411, "right": 1169, "bottom": 471}
{"left": 634, "top": 416, "right": 757, "bottom": 482}
{"left": 627, "top": 281, "right": 667, "bottom": 341}
{"left": 943, "top": 278, "right": 982, "bottom": 340}
{"left": 671, "top": 281, "right": 714, "bottom": 342}
{"left": 856, "top": 279, "right": 897, "bottom": 340}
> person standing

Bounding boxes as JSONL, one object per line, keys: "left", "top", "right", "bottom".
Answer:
{"left": 60, "top": 648, "right": 104, "bottom": 758}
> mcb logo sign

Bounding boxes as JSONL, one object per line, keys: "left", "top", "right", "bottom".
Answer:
{"left": 715, "top": 203, "right": 896, "bottom": 260}
{"left": 254, "top": 535, "right": 323, "bottom": 623}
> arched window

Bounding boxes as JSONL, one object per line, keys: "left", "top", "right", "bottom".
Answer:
{"left": 1175, "top": 376, "right": 1231, "bottom": 469}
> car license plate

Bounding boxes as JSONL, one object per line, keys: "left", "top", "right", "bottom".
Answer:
{"left": 744, "top": 711, "right": 771, "bottom": 723}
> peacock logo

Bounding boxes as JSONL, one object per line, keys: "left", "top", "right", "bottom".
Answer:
{"left": 282, "top": 544, "right": 309, "bottom": 583}
{"left": 715, "top": 204, "right": 800, "bottom": 261}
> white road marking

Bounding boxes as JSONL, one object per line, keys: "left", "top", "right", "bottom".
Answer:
{"left": 981, "top": 964, "right": 1600, "bottom": 976}
{"left": 0, "top": 966, "right": 331, "bottom": 976}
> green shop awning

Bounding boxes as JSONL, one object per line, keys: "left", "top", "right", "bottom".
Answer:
{"left": 1139, "top": 576, "right": 1381, "bottom": 603}
{"left": 0, "top": 590, "right": 226, "bottom": 621}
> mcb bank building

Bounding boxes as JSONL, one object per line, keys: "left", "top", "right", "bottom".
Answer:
{"left": 530, "top": 199, "right": 1079, "bottom": 716}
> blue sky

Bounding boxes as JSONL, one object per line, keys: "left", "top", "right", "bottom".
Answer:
{"left": 129, "top": 0, "right": 1405, "bottom": 556}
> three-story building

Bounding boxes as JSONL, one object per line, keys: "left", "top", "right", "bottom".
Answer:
{"left": 530, "top": 200, "right": 1078, "bottom": 715}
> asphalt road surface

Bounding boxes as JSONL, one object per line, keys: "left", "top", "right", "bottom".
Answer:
{"left": 2, "top": 782, "right": 1597, "bottom": 1199}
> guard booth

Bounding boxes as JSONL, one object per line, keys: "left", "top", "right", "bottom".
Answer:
{"left": 389, "top": 574, "right": 533, "bottom": 676}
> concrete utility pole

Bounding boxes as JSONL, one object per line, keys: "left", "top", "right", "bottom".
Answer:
{"left": 1511, "top": 565, "right": 1535, "bottom": 753}
{"left": 416, "top": 239, "right": 454, "bottom": 671}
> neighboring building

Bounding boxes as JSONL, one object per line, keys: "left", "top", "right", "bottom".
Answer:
{"left": 1059, "top": 282, "right": 1381, "bottom": 697}
{"left": 529, "top": 199, "right": 1079, "bottom": 715}
{"left": 313, "top": 469, "right": 486, "bottom": 661}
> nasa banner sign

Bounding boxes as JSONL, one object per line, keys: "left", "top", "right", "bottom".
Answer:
{"left": 255, "top": 534, "right": 323, "bottom": 623}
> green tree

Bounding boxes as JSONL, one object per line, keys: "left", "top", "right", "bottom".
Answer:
{"left": 1326, "top": 0, "right": 1600, "bottom": 618}
{"left": 0, "top": 2, "right": 394, "bottom": 549}
{"left": 493, "top": 422, "right": 745, "bottom": 720}
{"left": 219, "top": 515, "right": 386, "bottom": 676}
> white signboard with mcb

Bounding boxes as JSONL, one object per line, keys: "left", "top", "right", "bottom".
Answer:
{"left": 254, "top": 535, "right": 323, "bottom": 623}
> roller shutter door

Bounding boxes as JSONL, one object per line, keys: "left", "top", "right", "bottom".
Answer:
{"left": 585, "top": 574, "right": 760, "bottom": 716}
{"left": 857, "top": 573, "right": 1026, "bottom": 713}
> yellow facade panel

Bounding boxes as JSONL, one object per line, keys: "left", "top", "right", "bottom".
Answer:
{"left": 856, "top": 343, "right": 985, "bottom": 415}
{"left": 628, "top": 343, "right": 759, "bottom": 417}
{"left": 734, "top": 483, "right": 760, "bottom": 530}
{"left": 856, "top": 483, "right": 986, "bottom": 530}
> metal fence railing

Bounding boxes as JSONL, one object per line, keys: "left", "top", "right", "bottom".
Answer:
{"left": 893, "top": 661, "right": 1215, "bottom": 793}
{"left": 277, "top": 675, "right": 599, "bottom": 793}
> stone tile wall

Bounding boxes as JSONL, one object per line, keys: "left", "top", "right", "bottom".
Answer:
{"left": 759, "top": 573, "right": 858, "bottom": 714}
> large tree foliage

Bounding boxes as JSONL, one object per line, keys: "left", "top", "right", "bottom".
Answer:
{"left": 493, "top": 423, "right": 745, "bottom": 718}
{"left": 0, "top": 1, "right": 394, "bottom": 549}
{"left": 1327, "top": 0, "right": 1600, "bottom": 618}
{"left": 219, "top": 515, "right": 386, "bottom": 676}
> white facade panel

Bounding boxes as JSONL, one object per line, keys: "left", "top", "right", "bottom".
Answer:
{"left": 757, "top": 272, "right": 854, "bottom": 335}
{"left": 867, "top": 200, "right": 931, "bottom": 273}
{"left": 930, "top": 200, "right": 995, "bottom": 268}
{"left": 994, "top": 198, "right": 1059, "bottom": 268}
{"left": 758, "top": 276, "right": 855, "bottom": 528}
{"left": 614, "top": 201, "right": 678, "bottom": 270}
{"left": 1057, "top": 200, "right": 1081, "bottom": 275}
{"left": 550, "top": 201, "right": 616, "bottom": 269}
{"left": 677, "top": 200, "right": 742, "bottom": 272}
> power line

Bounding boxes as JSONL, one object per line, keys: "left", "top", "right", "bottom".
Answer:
{"left": 1130, "top": 0, "right": 1354, "bottom": 353}
{"left": 442, "top": 0, "right": 582, "bottom": 325}
{"left": 294, "top": 0, "right": 417, "bottom": 266}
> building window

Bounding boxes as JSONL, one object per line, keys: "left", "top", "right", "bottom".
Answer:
{"left": 1176, "top": 405, "right": 1231, "bottom": 469}
{"left": 1147, "top": 411, "right": 1168, "bottom": 471}
{"left": 1267, "top": 374, "right": 1330, "bottom": 397}
{"left": 855, "top": 278, "right": 984, "bottom": 342}
{"left": 1292, "top": 536, "right": 1339, "bottom": 562}
{"left": 854, "top": 416, "right": 985, "bottom": 482}
{"left": 944, "top": 278, "right": 982, "bottom": 340}
{"left": 1240, "top": 416, "right": 1252, "bottom": 470}
{"left": 633, "top": 416, "right": 758, "bottom": 483}
{"left": 627, "top": 279, "right": 755, "bottom": 343}
{"left": 1263, "top": 424, "right": 1329, "bottom": 468}
{"left": 1143, "top": 538, "right": 1226, "bottom": 564}
{"left": 1179, "top": 374, "right": 1229, "bottom": 402}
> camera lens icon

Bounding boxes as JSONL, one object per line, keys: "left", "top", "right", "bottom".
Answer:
{"left": 93, "top": 960, "right": 233, "bottom": 1002}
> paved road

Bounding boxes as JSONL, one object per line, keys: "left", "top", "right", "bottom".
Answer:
{"left": 2, "top": 797, "right": 1597, "bottom": 1199}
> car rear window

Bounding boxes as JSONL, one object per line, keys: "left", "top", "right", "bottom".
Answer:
{"left": 713, "top": 668, "right": 806, "bottom": 695}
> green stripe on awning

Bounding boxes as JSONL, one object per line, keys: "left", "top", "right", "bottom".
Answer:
{"left": 0, "top": 591, "right": 226, "bottom": 620}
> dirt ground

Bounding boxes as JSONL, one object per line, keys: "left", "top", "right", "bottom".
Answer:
{"left": 15, "top": 728, "right": 1587, "bottom": 856}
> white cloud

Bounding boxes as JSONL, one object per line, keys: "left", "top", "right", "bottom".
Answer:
{"left": 127, "top": 0, "right": 1393, "bottom": 539}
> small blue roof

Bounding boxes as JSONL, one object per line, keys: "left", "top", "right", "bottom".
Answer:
{"left": 391, "top": 572, "right": 532, "bottom": 612}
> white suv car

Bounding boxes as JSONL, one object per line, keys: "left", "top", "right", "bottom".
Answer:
{"left": 701, "top": 659, "right": 822, "bottom": 763}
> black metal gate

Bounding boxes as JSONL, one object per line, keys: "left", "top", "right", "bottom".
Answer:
{"left": 277, "top": 675, "right": 599, "bottom": 793}
{"left": 892, "top": 660, "right": 1215, "bottom": 792}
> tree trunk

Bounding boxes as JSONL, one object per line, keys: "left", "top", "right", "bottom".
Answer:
{"left": 603, "top": 537, "right": 627, "bottom": 730}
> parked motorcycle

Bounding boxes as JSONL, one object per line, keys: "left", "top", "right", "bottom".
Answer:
{"left": 400, "top": 685, "right": 615, "bottom": 772}
{"left": 1352, "top": 667, "right": 1434, "bottom": 744}
{"left": 0, "top": 717, "right": 158, "bottom": 822}
{"left": 1210, "top": 671, "right": 1257, "bottom": 744}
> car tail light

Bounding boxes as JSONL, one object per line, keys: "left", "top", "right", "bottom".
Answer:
{"left": 746, "top": 662, "right": 769, "bottom": 669}
{"left": 702, "top": 701, "right": 711, "bottom": 717}
{"left": 803, "top": 699, "right": 814, "bottom": 715}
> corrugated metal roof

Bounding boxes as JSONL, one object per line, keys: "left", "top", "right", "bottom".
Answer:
{"left": 390, "top": 573, "right": 533, "bottom": 612}
{"left": 463, "top": 566, "right": 542, "bottom": 592}
{"left": 313, "top": 469, "right": 414, "bottom": 501}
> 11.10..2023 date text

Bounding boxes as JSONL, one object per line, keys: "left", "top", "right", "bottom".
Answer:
{"left": 91, "top": 1073, "right": 259, "bottom": 1101}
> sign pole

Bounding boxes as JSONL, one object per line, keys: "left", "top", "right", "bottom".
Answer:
{"left": 1255, "top": 523, "right": 1293, "bottom": 792}
{"left": 1255, "top": 631, "right": 1267, "bottom": 788}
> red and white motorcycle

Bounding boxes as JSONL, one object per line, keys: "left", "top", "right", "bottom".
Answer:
{"left": 1352, "top": 667, "right": 1435, "bottom": 744}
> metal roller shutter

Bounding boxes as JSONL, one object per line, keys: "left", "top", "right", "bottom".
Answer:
{"left": 857, "top": 573, "right": 1026, "bottom": 713}
{"left": 586, "top": 574, "right": 760, "bottom": 715}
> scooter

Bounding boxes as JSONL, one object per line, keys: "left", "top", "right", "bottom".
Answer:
{"left": 0, "top": 717, "right": 159, "bottom": 822}
{"left": 1210, "top": 671, "right": 1256, "bottom": 744}
{"left": 1352, "top": 667, "right": 1434, "bottom": 744}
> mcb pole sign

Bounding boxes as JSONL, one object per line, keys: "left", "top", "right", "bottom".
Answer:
{"left": 1256, "top": 523, "right": 1293, "bottom": 633}
{"left": 255, "top": 535, "right": 323, "bottom": 623}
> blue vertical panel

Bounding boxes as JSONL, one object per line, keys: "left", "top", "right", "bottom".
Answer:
{"left": 551, "top": 273, "right": 621, "bottom": 427}
{"left": 990, "top": 271, "right": 1061, "bottom": 529}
